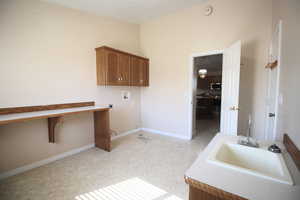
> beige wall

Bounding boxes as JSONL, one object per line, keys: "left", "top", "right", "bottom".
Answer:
{"left": 0, "top": 0, "right": 141, "bottom": 173}
{"left": 272, "top": 0, "right": 300, "bottom": 148}
{"left": 0, "top": 0, "right": 280, "bottom": 174}
{"left": 140, "top": 0, "right": 272, "bottom": 139}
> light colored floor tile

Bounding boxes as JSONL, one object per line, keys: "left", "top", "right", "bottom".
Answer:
{"left": 0, "top": 128, "right": 217, "bottom": 200}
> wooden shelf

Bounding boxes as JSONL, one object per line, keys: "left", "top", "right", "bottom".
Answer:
{"left": 0, "top": 102, "right": 111, "bottom": 151}
{"left": 0, "top": 105, "right": 109, "bottom": 125}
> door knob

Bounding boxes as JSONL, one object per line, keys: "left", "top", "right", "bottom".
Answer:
{"left": 229, "top": 106, "right": 240, "bottom": 111}
{"left": 269, "top": 113, "right": 275, "bottom": 117}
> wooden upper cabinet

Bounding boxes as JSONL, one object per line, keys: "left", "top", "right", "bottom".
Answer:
{"left": 129, "top": 56, "right": 140, "bottom": 86}
{"left": 118, "top": 53, "right": 130, "bottom": 85}
{"left": 95, "top": 46, "right": 149, "bottom": 87}
{"left": 130, "top": 57, "right": 149, "bottom": 86}
{"left": 106, "top": 50, "right": 119, "bottom": 85}
{"left": 141, "top": 59, "right": 149, "bottom": 86}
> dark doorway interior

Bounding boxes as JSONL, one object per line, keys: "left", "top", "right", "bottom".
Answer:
{"left": 194, "top": 54, "right": 223, "bottom": 137}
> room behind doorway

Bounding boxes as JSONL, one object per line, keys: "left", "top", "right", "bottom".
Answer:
{"left": 193, "top": 54, "right": 223, "bottom": 139}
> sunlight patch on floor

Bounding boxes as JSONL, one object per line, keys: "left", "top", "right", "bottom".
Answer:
{"left": 75, "top": 177, "right": 183, "bottom": 200}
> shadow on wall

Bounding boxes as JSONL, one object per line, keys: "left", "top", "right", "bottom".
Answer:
{"left": 238, "top": 39, "right": 260, "bottom": 136}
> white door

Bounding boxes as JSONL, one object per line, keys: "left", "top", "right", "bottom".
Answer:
{"left": 265, "top": 21, "right": 282, "bottom": 141}
{"left": 220, "top": 41, "right": 241, "bottom": 135}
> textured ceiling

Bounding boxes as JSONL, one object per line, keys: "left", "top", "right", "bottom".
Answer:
{"left": 41, "top": 0, "right": 205, "bottom": 23}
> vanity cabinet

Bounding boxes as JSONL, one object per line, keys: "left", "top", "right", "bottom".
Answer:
{"left": 95, "top": 46, "right": 149, "bottom": 86}
{"left": 185, "top": 177, "right": 247, "bottom": 200}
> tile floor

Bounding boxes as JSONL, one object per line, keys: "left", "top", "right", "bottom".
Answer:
{"left": 0, "top": 127, "right": 218, "bottom": 200}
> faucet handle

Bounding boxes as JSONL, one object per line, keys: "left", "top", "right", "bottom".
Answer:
{"left": 268, "top": 144, "right": 281, "bottom": 153}
{"left": 238, "top": 136, "right": 259, "bottom": 148}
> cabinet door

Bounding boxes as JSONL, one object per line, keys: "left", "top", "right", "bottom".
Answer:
{"left": 118, "top": 53, "right": 130, "bottom": 86}
{"left": 96, "top": 47, "right": 149, "bottom": 86}
{"left": 140, "top": 59, "right": 149, "bottom": 86}
{"left": 106, "top": 50, "right": 119, "bottom": 85}
{"left": 96, "top": 49, "right": 107, "bottom": 85}
{"left": 130, "top": 57, "right": 149, "bottom": 86}
{"left": 130, "top": 57, "right": 141, "bottom": 86}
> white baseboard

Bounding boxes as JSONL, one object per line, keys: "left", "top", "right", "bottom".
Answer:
{"left": 112, "top": 127, "right": 190, "bottom": 141}
{"left": 111, "top": 128, "right": 141, "bottom": 140}
{"left": 0, "top": 129, "right": 141, "bottom": 180}
{"left": 0, "top": 143, "right": 95, "bottom": 180}
{"left": 141, "top": 128, "right": 190, "bottom": 140}
{"left": 0, "top": 128, "right": 188, "bottom": 180}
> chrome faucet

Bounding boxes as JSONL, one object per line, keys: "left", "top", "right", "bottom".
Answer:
{"left": 238, "top": 115, "right": 259, "bottom": 148}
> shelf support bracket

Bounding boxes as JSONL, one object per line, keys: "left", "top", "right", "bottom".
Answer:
{"left": 48, "top": 117, "right": 62, "bottom": 143}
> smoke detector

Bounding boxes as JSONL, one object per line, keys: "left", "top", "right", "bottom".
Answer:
{"left": 204, "top": 5, "right": 213, "bottom": 16}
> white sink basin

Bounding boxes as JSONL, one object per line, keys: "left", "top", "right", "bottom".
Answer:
{"left": 207, "top": 143, "right": 293, "bottom": 185}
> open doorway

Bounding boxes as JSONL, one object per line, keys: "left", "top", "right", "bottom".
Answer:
{"left": 188, "top": 41, "right": 241, "bottom": 141}
{"left": 194, "top": 54, "right": 223, "bottom": 138}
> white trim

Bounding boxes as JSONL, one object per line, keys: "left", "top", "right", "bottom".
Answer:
{"left": 0, "top": 143, "right": 95, "bottom": 180}
{"left": 188, "top": 50, "right": 224, "bottom": 140}
{"left": 264, "top": 20, "right": 282, "bottom": 141}
{"left": 0, "top": 129, "right": 141, "bottom": 180}
{"left": 111, "top": 128, "right": 141, "bottom": 140}
{"left": 0, "top": 127, "right": 188, "bottom": 180}
{"left": 273, "top": 21, "right": 282, "bottom": 141}
{"left": 141, "top": 128, "right": 190, "bottom": 140}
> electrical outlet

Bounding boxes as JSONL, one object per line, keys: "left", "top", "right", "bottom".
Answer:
{"left": 122, "top": 91, "right": 130, "bottom": 100}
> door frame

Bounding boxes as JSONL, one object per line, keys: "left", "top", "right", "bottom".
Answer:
{"left": 187, "top": 50, "right": 224, "bottom": 140}
{"left": 264, "top": 20, "right": 282, "bottom": 141}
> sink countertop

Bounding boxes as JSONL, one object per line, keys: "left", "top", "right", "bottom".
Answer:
{"left": 185, "top": 134, "right": 300, "bottom": 200}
